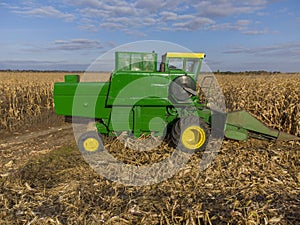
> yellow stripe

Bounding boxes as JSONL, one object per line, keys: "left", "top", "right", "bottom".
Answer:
{"left": 166, "top": 52, "right": 206, "bottom": 59}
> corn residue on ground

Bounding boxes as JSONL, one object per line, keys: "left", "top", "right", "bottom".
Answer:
{"left": 1, "top": 139, "right": 299, "bottom": 224}
{"left": 0, "top": 72, "right": 299, "bottom": 224}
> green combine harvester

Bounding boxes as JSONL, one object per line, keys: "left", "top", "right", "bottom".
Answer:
{"left": 54, "top": 51, "right": 299, "bottom": 153}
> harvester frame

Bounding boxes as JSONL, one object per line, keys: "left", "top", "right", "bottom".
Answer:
{"left": 54, "top": 51, "right": 299, "bottom": 153}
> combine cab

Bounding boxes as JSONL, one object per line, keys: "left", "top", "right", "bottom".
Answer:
{"left": 54, "top": 51, "right": 299, "bottom": 153}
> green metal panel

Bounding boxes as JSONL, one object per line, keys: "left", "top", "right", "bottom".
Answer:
{"left": 133, "top": 106, "right": 168, "bottom": 136}
{"left": 96, "top": 122, "right": 108, "bottom": 134}
{"left": 64, "top": 74, "right": 80, "bottom": 83}
{"left": 105, "top": 105, "right": 178, "bottom": 137}
{"left": 225, "top": 110, "right": 279, "bottom": 139}
{"left": 224, "top": 125, "right": 248, "bottom": 141}
{"left": 107, "top": 72, "right": 172, "bottom": 106}
{"left": 54, "top": 82, "right": 111, "bottom": 119}
{"left": 108, "top": 107, "right": 133, "bottom": 132}
{"left": 197, "top": 108, "right": 211, "bottom": 124}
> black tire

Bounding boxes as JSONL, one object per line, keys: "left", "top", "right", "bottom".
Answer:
{"left": 78, "top": 131, "right": 104, "bottom": 154}
{"left": 171, "top": 116, "right": 210, "bottom": 153}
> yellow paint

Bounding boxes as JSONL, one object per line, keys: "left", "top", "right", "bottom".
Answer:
{"left": 166, "top": 52, "right": 206, "bottom": 59}
{"left": 181, "top": 125, "right": 206, "bottom": 150}
{"left": 83, "top": 137, "right": 99, "bottom": 152}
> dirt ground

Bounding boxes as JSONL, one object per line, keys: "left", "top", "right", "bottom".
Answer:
{"left": 0, "top": 125, "right": 74, "bottom": 176}
{"left": 0, "top": 125, "right": 299, "bottom": 224}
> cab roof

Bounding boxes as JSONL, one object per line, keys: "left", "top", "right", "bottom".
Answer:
{"left": 165, "top": 52, "right": 206, "bottom": 59}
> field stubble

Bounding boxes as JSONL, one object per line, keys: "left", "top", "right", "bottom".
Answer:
{"left": 0, "top": 71, "right": 299, "bottom": 224}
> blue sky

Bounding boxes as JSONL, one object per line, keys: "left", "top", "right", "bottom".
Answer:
{"left": 0, "top": 0, "right": 299, "bottom": 72}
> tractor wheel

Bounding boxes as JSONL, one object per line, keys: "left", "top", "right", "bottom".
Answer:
{"left": 171, "top": 116, "right": 210, "bottom": 153}
{"left": 78, "top": 131, "right": 104, "bottom": 154}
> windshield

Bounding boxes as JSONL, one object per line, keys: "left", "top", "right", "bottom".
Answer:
{"left": 168, "top": 58, "right": 200, "bottom": 74}
{"left": 168, "top": 58, "right": 183, "bottom": 70}
{"left": 186, "top": 59, "right": 200, "bottom": 74}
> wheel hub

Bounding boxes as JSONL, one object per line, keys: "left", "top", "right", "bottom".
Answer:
{"left": 182, "top": 126, "right": 206, "bottom": 149}
{"left": 83, "top": 137, "right": 99, "bottom": 152}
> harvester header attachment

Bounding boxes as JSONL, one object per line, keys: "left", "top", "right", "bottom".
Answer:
{"left": 225, "top": 111, "right": 300, "bottom": 141}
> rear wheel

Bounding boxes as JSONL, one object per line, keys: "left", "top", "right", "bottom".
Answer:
{"left": 171, "top": 116, "right": 210, "bottom": 153}
{"left": 78, "top": 131, "right": 104, "bottom": 154}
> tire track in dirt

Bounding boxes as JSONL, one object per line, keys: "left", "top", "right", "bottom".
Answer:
{"left": 0, "top": 125, "right": 76, "bottom": 177}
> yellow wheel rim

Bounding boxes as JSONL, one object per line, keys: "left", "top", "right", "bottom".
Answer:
{"left": 83, "top": 137, "right": 99, "bottom": 152}
{"left": 181, "top": 125, "right": 206, "bottom": 150}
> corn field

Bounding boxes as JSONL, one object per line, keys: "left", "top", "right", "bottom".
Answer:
{"left": 0, "top": 72, "right": 66, "bottom": 133}
{"left": 217, "top": 73, "right": 300, "bottom": 136}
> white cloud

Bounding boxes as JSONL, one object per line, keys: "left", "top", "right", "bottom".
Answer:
{"left": 100, "top": 22, "right": 126, "bottom": 30}
{"left": 79, "top": 8, "right": 109, "bottom": 18}
{"left": 236, "top": 20, "right": 251, "bottom": 26}
{"left": 71, "top": 0, "right": 275, "bottom": 34}
{"left": 4, "top": 0, "right": 278, "bottom": 35}
{"left": 124, "top": 30, "right": 147, "bottom": 37}
{"left": 78, "top": 18, "right": 98, "bottom": 31}
{"left": 50, "top": 39, "right": 103, "bottom": 51}
{"left": 0, "top": 2, "right": 9, "bottom": 7}
{"left": 66, "top": 0, "right": 136, "bottom": 16}
{"left": 242, "top": 29, "right": 269, "bottom": 35}
{"left": 135, "top": 0, "right": 165, "bottom": 11}
{"left": 62, "top": 0, "right": 102, "bottom": 8}
{"left": 100, "top": 17, "right": 139, "bottom": 30}
{"left": 173, "top": 17, "right": 215, "bottom": 31}
{"left": 12, "top": 6, "right": 76, "bottom": 22}
{"left": 194, "top": 0, "right": 278, "bottom": 18}
{"left": 160, "top": 11, "right": 178, "bottom": 21}
{"left": 160, "top": 11, "right": 194, "bottom": 22}
{"left": 223, "top": 42, "right": 300, "bottom": 56}
{"left": 209, "top": 20, "right": 252, "bottom": 31}
{"left": 107, "top": 41, "right": 117, "bottom": 47}
{"left": 142, "top": 18, "right": 157, "bottom": 26}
